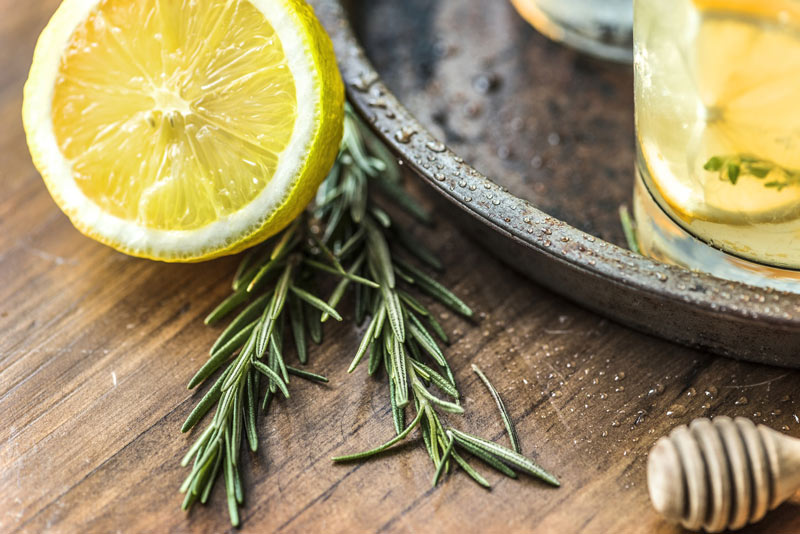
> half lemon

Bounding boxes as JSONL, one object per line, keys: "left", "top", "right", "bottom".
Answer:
{"left": 23, "top": 0, "right": 344, "bottom": 261}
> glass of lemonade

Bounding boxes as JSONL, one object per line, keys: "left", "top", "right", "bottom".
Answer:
{"left": 510, "top": 0, "right": 633, "bottom": 63}
{"left": 633, "top": 0, "right": 800, "bottom": 290}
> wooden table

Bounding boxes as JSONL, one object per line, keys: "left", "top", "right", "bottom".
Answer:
{"left": 3, "top": 2, "right": 800, "bottom": 533}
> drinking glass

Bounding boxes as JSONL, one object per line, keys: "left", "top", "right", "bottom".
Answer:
{"left": 633, "top": 0, "right": 800, "bottom": 290}
{"left": 510, "top": 0, "right": 633, "bottom": 63}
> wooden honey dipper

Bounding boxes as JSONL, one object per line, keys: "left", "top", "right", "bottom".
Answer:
{"left": 647, "top": 416, "right": 800, "bottom": 532}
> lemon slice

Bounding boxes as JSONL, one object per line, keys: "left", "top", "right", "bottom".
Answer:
{"left": 23, "top": 0, "right": 343, "bottom": 261}
{"left": 636, "top": 0, "right": 800, "bottom": 225}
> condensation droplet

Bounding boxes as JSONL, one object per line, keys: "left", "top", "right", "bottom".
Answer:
{"left": 425, "top": 140, "right": 446, "bottom": 152}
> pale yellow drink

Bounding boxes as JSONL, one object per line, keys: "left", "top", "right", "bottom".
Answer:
{"left": 634, "top": 0, "right": 800, "bottom": 271}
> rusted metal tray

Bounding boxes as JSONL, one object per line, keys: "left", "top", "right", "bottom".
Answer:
{"left": 313, "top": 0, "right": 800, "bottom": 366}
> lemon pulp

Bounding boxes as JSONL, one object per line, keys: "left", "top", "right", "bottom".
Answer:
{"left": 635, "top": 0, "right": 800, "bottom": 267}
{"left": 52, "top": 0, "right": 296, "bottom": 231}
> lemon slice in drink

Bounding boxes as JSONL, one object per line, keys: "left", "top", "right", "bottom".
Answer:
{"left": 636, "top": 0, "right": 800, "bottom": 225}
{"left": 23, "top": 0, "right": 343, "bottom": 261}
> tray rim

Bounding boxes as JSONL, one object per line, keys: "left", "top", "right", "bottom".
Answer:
{"left": 312, "top": 0, "right": 800, "bottom": 363}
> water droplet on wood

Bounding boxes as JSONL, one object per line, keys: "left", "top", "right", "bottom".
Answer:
{"left": 666, "top": 404, "right": 686, "bottom": 417}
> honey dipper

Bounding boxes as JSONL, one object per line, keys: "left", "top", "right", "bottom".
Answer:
{"left": 647, "top": 416, "right": 800, "bottom": 532}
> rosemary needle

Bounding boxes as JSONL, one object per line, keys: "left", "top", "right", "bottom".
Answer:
{"left": 618, "top": 205, "right": 640, "bottom": 255}
{"left": 432, "top": 431, "right": 455, "bottom": 487}
{"left": 471, "top": 364, "right": 521, "bottom": 453}
{"left": 449, "top": 428, "right": 560, "bottom": 487}
{"left": 286, "top": 365, "right": 329, "bottom": 383}
{"left": 332, "top": 409, "right": 425, "bottom": 462}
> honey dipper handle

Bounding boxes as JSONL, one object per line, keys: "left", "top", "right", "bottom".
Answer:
{"left": 759, "top": 424, "right": 800, "bottom": 509}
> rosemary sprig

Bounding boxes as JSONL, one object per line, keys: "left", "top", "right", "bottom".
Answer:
{"left": 180, "top": 106, "right": 557, "bottom": 526}
{"left": 704, "top": 154, "right": 800, "bottom": 191}
{"left": 179, "top": 218, "right": 362, "bottom": 525}
{"left": 329, "top": 112, "right": 559, "bottom": 489}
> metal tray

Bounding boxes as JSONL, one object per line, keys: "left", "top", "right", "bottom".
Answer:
{"left": 313, "top": 0, "right": 800, "bottom": 366}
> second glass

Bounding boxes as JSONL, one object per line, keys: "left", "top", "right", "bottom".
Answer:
{"left": 510, "top": 0, "right": 633, "bottom": 63}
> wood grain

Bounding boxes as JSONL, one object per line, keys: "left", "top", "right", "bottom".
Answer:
{"left": 2, "top": 2, "right": 800, "bottom": 533}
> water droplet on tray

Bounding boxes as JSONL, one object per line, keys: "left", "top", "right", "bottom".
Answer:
{"left": 351, "top": 71, "right": 378, "bottom": 92}
{"left": 425, "top": 140, "right": 446, "bottom": 153}
{"left": 472, "top": 72, "right": 500, "bottom": 94}
{"left": 394, "top": 127, "right": 416, "bottom": 144}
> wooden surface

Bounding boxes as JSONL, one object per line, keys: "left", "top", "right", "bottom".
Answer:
{"left": 3, "top": 2, "right": 800, "bottom": 533}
